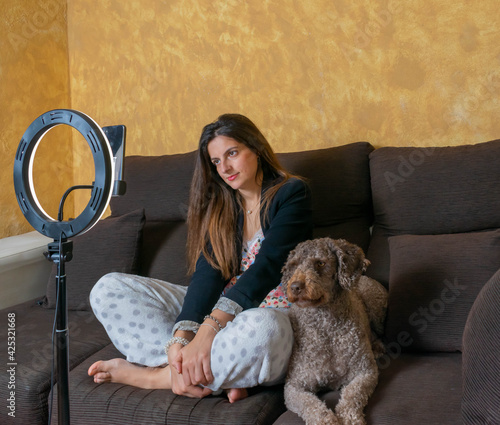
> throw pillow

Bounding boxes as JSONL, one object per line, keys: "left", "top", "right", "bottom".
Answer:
{"left": 385, "top": 230, "right": 500, "bottom": 352}
{"left": 42, "top": 208, "right": 145, "bottom": 311}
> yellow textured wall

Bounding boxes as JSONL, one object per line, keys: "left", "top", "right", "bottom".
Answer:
{"left": 1, "top": 0, "right": 72, "bottom": 238}
{"left": 2, "top": 0, "right": 500, "bottom": 237}
{"left": 67, "top": 0, "right": 500, "bottom": 154}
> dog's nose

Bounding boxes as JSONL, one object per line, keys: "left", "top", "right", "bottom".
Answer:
{"left": 290, "top": 281, "right": 304, "bottom": 296}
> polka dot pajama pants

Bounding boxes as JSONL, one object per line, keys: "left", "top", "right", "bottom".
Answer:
{"left": 89, "top": 272, "right": 293, "bottom": 391}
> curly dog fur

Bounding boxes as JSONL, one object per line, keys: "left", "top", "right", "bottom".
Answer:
{"left": 282, "top": 238, "right": 388, "bottom": 425}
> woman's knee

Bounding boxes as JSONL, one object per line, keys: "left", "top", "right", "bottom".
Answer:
{"left": 238, "top": 308, "right": 292, "bottom": 342}
{"left": 89, "top": 272, "right": 129, "bottom": 310}
{"left": 215, "top": 308, "right": 293, "bottom": 354}
{"left": 209, "top": 309, "right": 293, "bottom": 390}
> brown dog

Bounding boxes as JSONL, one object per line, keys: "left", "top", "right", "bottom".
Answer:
{"left": 282, "top": 238, "right": 387, "bottom": 425}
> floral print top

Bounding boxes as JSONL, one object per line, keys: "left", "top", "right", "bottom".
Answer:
{"left": 222, "top": 229, "right": 291, "bottom": 308}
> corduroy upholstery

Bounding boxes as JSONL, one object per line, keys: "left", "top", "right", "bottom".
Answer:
{"left": 109, "top": 152, "right": 196, "bottom": 285}
{"left": 462, "top": 268, "right": 500, "bottom": 424}
{"left": 275, "top": 353, "right": 462, "bottom": 425}
{"left": 43, "top": 209, "right": 146, "bottom": 310}
{"left": 277, "top": 142, "right": 374, "bottom": 252}
{"left": 385, "top": 230, "right": 500, "bottom": 352}
{"left": 276, "top": 139, "right": 500, "bottom": 425}
{"left": 50, "top": 344, "right": 287, "bottom": 425}
{"left": 367, "top": 140, "right": 500, "bottom": 286}
{"left": 0, "top": 301, "right": 109, "bottom": 424}
{"left": 0, "top": 139, "right": 498, "bottom": 424}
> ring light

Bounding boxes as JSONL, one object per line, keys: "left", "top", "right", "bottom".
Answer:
{"left": 13, "top": 109, "right": 114, "bottom": 240}
{"left": 13, "top": 109, "right": 125, "bottom": 425}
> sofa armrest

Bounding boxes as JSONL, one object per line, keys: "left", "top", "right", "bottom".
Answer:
{"left": 0, "top": 231, "right": 52, "bottom": 309}
{"left": 462, "top": 267, "right": 500, "bottom": 424}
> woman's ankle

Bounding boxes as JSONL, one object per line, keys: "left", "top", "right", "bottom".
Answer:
{"left": 143, "top": 365, "right": 172, "bottom": 390}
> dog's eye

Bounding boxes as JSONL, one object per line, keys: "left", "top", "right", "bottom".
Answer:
{"left": 316, "top": 261, "right": 326, "bottom": 268}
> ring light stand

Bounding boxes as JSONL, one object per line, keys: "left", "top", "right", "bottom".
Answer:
{"left": 13, "top": 109, "right": 125, "bottom": 425}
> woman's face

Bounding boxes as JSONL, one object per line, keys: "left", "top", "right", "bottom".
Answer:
{"left": 207, "top": 135, "right": 261, "bottom": 194}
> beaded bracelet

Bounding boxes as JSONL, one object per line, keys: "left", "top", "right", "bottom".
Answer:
{"left": 164, "top": 336, "right": 190, "bottom": 355}
{"left": 203, "top": 314, "right": 223, "bottom": 331}
{"left": 200, "top": 323, "right": 219, "bottom": 334}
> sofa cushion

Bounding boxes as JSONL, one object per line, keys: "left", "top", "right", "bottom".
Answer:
{"left": 274, "top": 353, "right": 462, "bottom": 425}
{"left": 139, "top": 220, "right": 189, "bottom": 284}
{"left": 462, "top": 268, "right": 500, "bottom": 424}
{"left": 110, "top": 152, "right": 195, "bottom": 221}
{"left": 112, "top": 143, "right": 374, "bottom": 282}
{"left": 109, "top": 152, "right": 195, "bottom": 281}
{"left": 367, "top": 353, "right": 462, "bottom": 424}
{"left": 43, "top": 209, "right": 145, "bottom": 310}
{"left": 367, "top": 139, "right": 500, "bottom": 285}
{"left": 385, "top": 230, "right": 500, "bottom": 352}
{"left": 0, "top": 299, "right": 110, "bottom": 424}
{"left": 50, "top": 344, "right": 287, "bottom": 425}
{"left": 277, "top": 142, "right": 375, "bottom": 251}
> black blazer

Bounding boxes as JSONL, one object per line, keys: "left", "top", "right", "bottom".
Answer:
{"left": 175, "top": 177, "right": 313, "bottom": 325}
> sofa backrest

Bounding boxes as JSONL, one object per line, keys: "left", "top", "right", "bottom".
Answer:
{"left": 367, "top": 139, "right": 500, "bottom": 353}
{"left": 110, "top": 152, "right": 196, "bottom": 285}
{"left": 277, "top": 142, "right": 374, "bottom": 251}
{"left": 367, "top": 139, "right": 500, "bottom": 286}
{"left": 109, "top": 142, "right": 375, "bottom": 286}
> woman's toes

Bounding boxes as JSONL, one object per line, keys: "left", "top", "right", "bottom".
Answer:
{"left": 88, "top": 361, "right": 102, "bottom": 376}
{"left": 94, "top": 371, "right": 111, "bottom": 384}
{"left": 226, "top": 388, "right": 249, "bottom": 403}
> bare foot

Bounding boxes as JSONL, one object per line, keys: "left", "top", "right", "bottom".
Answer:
{"left": 88, "top": 358, "right": 171, "bottom": 389}
{"left": 226, "top": 388, "right": 249, "bottom": 403}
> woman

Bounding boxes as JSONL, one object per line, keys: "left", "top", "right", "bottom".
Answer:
{"left": 88, "top": 113, "right": 313, "bottom": 402}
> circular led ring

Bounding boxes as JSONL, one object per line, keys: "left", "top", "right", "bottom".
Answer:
{"left": 13, "top": 109, "right": 114, "bottom": 239}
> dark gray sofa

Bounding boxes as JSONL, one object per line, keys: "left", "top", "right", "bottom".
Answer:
{"left": 1, "top": 139, "right": 499, "bottom": 424}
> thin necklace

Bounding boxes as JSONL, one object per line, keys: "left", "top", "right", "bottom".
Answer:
{"left": 245, "top": 196, "right": 261, "bottom": 215}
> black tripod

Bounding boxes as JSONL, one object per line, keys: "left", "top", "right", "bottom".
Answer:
{"left": 45, "top": 237, "right": 73, "bottom": 425}
{"left": 13, "top": 111, "right": 126, "bottom": 425}
{"left": 44, "top": 183, "right": 94, "bottom": 424}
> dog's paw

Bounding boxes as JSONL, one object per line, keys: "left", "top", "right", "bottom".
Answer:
{"left": 335, "top": 410, "right": 366, "bottom": 425}
{"left": 306, "top": 410, "right": 340, "bottom": 425}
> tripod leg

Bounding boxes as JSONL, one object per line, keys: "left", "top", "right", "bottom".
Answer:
{"left": 56, "top": 267, "right": 70, "bottom": 425}
{"left": 46, "top": 239, "right": 72, "bottom": 425}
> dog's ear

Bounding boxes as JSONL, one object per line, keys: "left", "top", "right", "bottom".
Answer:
{"left": 327, "top": 238, "right": 368, "bottom": 290}
{"left": 281, "top": 245, "right": 300, "bottom": 291}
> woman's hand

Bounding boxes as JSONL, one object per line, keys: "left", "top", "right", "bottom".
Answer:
{"left": 168, "top": 332, "right": 212, "bottom": 398}
{"left": 178, "top": 310, "right": 235, "bottom": 388}
{"left": 175, "top": 325, "right": 216, "bottom": 388}
{"left": 169, "top": 311, "right": 234, "bottom": 397}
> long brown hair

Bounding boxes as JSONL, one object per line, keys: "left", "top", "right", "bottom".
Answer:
{"left": 186, "top": 113, "right": 297, "bottom": 279}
